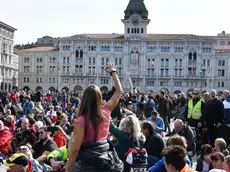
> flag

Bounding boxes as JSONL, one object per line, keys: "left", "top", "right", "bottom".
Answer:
{"left": 193, "top": 63, "right": 196, "bottom": 74}
{"left": 151, "top": 61, "right": 155, "bottom": 68}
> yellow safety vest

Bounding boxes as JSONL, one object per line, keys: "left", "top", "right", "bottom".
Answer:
{"left": 187, "top": 99, "right": 202, "bottom": 120}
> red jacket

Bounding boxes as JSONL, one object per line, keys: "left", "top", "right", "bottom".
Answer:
{"left": 0, "top": 129, "right": 12, "bottom": 154}
{"left": 53, "top": 132, "right": 66, "bottom": 148}
{"left": 4, "top": 121, "right": 16, "bottom": 134}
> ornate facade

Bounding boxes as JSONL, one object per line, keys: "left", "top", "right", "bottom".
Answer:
{"left": 0, "top": 21, "right": 18, "bottom": 92}
{"left": 18, "top": 0, "right": 230, "bottom": 94}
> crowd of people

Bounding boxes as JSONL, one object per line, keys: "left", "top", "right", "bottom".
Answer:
{"left": 0, "top": 62, "right": 230, "bottom": 172}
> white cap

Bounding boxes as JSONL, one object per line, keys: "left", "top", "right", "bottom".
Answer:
{"left": 34, "top": 121, "right": 43, "bottom": 129}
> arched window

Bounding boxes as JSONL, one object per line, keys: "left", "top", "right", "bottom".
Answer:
{"left": 63, "top": 57, "right": 66, "bottom": 64}
{"left": 115, "top": 58, "right": 118, "bottom": 65}
{"left": 203, "top": 47, "right": 205, "bottom": 53}
{"left": 206, "top": 47, "right": 208, "bottom": 53}
{"left": 134, "top": 28, "right": 137, "bottom": 33}
{"left": 141, "top": 28, "right": 144, "bottom": 33}
{"left": 68, "top": 45, "right": 71, "bottom": 51}
{"left": 167, "top": 46, "right": 170, "bottom": 52}
{"left": 161, "top": 47, "right": 164, "bottom": 52}
{"left": 63, "top": 45, "right": 66, "bottom": 51}
{"left": 175, "top": 47, "right": 178, "bottom": 52}
{"left": 137, "top": 28, "right": 140, "bottom": 33}
{"left": 188, "top": 52, "right": 192, "bottom": 60}
{"left": 75, "top": 50, "right": 79, "bottom": 58}
{"left": 107, "top": 46, "right": 110, "bottom": 51}
{"left": 120, "top": 46, "right": 123, "bottom": 52}
{"left": 131, "top": 28, "right": 134, "bottom": 33}
{"left": 193, "top": 52, "right": 197, "bottom": 60}
{"left": 209, "top": 47, "right": 211, "bottom": 53}
{"left": 164, "top": 46, "right": 167, "bottom": 52}
{"left": 80, "top": 49, "right": 83, "bottom": 58}
{"left": 181, "top": 47, "right": 184, "bottom": 52}
{"left": 93, "top": 46, "right": 96, "bottom": 51}
{"left": 150, "top": 46, "right": 153, "bottom": 52}
{"left": 88, "top": 46, "right": 91, "bottom": 51}
{"left": 222, "top": 60, "right": 225, "bottom": 66}
{"left": 218, "top": 60, "right": 221, "bottom": 66}
{"left": 207, "top": 60, "right": 210, "bottom": 67}
{"left": 101, "top": 46, "right": 104, "bottom": 51}
{"left": 127, "top": 28, "right": 130, "bottom": 34}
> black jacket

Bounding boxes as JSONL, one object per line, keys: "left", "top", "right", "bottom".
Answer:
{"left": 205, "top": 98, "right": 224, "bottom": 126}
{"left": 171, "top": 125, "right": 196, "bottom": 151}
{"left": 76, "top": 140, "right": 124, "bottom": 172}
{"left": 144, "top": 132, "right": 165, "bottom": 158}
{"left": 196, "top": 156, "right": 212, "bottom": 172}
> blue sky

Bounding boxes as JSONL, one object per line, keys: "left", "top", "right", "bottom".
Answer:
{"left": 1, "top": 0, "right": 230, "bottom": 44}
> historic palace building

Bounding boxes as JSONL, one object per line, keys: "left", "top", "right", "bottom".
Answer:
{"left": 18, "top": 0, "right": 230, "bottom": 94}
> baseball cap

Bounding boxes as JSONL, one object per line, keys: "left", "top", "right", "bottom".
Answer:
{"left": 3, "top": 153, "right": 29, "bottom": 167}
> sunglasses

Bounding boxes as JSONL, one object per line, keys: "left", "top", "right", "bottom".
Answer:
{"left": 39, "top": 131, "right": 45, "bottom": 135}
{"left": 17, "top": 147, "right": 28, "bottom": 152}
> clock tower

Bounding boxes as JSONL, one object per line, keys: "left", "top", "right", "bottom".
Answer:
{"left": 122, "top": 0, "right": 150, "bottom": 39}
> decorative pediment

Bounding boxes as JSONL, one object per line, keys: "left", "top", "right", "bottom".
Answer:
{"left": 184, "top": 35, "right": 204, "bottom": 42}
{"left": 70, "top": 34, "right": 89, "bottom": 40}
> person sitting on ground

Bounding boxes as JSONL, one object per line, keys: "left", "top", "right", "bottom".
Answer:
{"left": 214, "top": 138, "right": 229, "bottom": 156}
{"left": 210, "top": 152, "right": 226, "bottom": 171}
{"left": 47, "top": 145, "right": 68, "bottom": 171}
{"left": 4, "top": 113, "right": 16, "bottom": 134}
{"left": 110, "top": 115, "right": 145, "bottom": 163}
{"left": 17, "top": 145, "right": 43, "bottom": 172}
{"left": 171, "top": 119, "right": 196, "bottom": 152}
{"left": 224, "top": 155, "right": 230, "bottom": 172}
{"left": 0, "top": 120, "right": 12, "bottom": 158}
{"left": 196, "top": 144, "right": 213, "bottom": 172}
{"left": 12, "top": 118, "right": 38, "bottom": 153}
{"left": 142, "top": 120, "right": 165, "bottom": 168}
{"left": 163, "top": 145, "right": 196, "bottom": 172}
{"left": 147, "top": 109, "right": 164, "bottom": 134}
{"left": 3, "top": 153, "right": 33, "bottom": 172}
{"left": 31, "top": 126, "right": 58, "bottom": 163}
{"left": 147, "top": 134, "right": 192, "bottom": 172}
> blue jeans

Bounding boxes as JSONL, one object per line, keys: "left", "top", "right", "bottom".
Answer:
{"left": 147, "top": 155, "right": 160, "bottom": 168}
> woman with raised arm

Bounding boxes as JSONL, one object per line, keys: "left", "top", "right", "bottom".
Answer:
{"left": 65, "top": 62, "right": 123, "bottom": 172}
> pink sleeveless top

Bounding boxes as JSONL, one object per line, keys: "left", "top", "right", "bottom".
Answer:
{"left": 76, "top": 105, "right": 111, "bottom": 143}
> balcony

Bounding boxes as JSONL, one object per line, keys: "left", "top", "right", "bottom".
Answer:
{"left": 188, "top": 60, "right": 197, "bottom": 66}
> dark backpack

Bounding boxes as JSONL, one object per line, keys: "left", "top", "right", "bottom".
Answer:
{"left": 124, "top": 139, "right": 148, "bottom": 172}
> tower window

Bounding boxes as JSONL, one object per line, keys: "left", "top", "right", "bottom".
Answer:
{"left": 141, "top": 28, "right": 144, "bottom": 33}
{"left": 127, "top": 28, "right": 130, "bottom": 33}
{"left": 137, "top": 28, "right": 139, "bottom": 33}
{"left": 131, "top": 28, "right": 134, "bottom": 33}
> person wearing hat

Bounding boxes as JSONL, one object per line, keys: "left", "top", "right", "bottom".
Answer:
{"left": 185, "top": 89, "right": 205, "bottom": 128}
{"left": 3, "top": 153, "right": 32, "bottom": 172}
{"left": 147, "top": 109, "right": 164, "bottom": 134}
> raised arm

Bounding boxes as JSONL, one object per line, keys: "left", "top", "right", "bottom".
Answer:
{"left": 105, "top": 62, "right": 123, "bottom": 112}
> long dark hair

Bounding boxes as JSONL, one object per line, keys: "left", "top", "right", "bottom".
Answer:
{"left": 77, "top": 85, "right": 105, "bottom": 140}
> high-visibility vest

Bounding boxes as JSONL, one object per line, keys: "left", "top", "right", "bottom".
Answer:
{"left": 187, "top": 99, "right": 202, "bottom": 120}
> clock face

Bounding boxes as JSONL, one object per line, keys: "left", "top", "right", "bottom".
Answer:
{"left": 132, "top": 18, "right": 140, "bottom": 26}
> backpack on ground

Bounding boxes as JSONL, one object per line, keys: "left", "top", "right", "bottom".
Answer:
{"left": 124, "top": 139, "right": 148, "bottom": 172}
